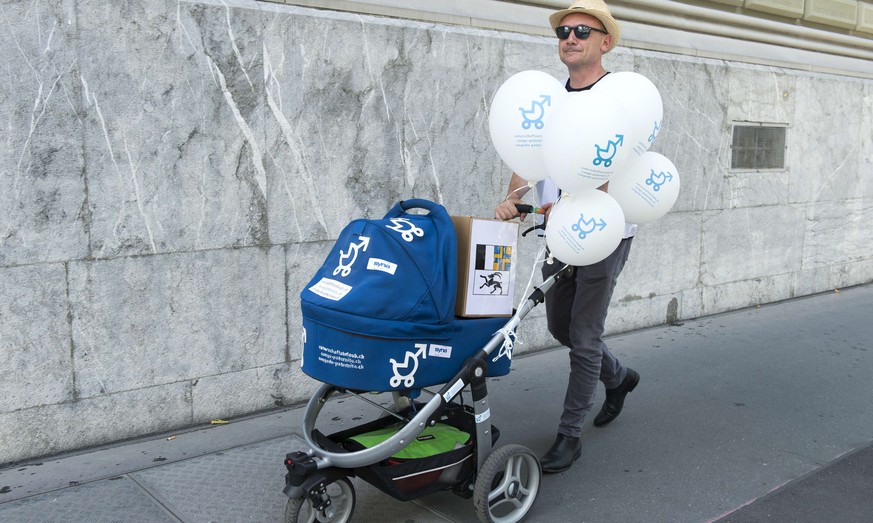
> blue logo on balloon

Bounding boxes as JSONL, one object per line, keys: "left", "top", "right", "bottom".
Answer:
{"left": 571, "top": 213, "right": 607, "bottom": 240}
{"left": 648, "top": 121, "right": 661, "bottom": 143}
{"left": 592, "top": 134, "right": 624, "bottom": 167}
{"left": 645, "top": 169, "right": 674, "bottom": 192}
{"left": 518, "top": 95, "right": 552, "bottom": 130}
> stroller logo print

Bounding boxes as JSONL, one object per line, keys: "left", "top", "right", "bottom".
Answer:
{"left": 388, "top": 343, "right": 454, "bottom": 388}
{"left": 572, "top": 213, "right": 607, "bottom": 240}
{"left": 593, "top": 134, "right": 624, "bottom": 167}
{"left": 389, "top": 343, "right": 428, "bottom": 388}
{"left": 519, "top": 94, "right": 552, "bottom": 130}
{"left": 646, "top": 169, "right": 673, "bottom": 192}
{"left": 649, "top": 121, "right": 661, "bottom": 143}
{"left": 333, "top": 236, "right": 370, "bottom": 277}
{"left": 386, "top": 218, "right": 424, "bottom": 242}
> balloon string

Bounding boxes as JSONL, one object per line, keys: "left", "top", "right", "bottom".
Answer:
{"left": 520, "top": 243, "right": 549, "bottom": 307}
{"left": 493, "top": 326, "right": 516, "bottom": 362}
{"left": 503, "top": 181, "right": 536, "bottom": 202}
{"left": 505, "top": 242, "right": 552, "bottom": 358}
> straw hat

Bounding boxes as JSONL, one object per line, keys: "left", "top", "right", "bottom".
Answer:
{"left": 548, "top": 0, "right": 621, "bottom": 53}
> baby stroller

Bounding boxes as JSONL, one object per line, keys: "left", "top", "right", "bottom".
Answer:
{"left": 282, "top": 200, "right": 571, "bottom": 523}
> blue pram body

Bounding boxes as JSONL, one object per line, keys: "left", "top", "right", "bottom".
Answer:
{"left": 300, "top": 199, "right": 511, "bottom": 392}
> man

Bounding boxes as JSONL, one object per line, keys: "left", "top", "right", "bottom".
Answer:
{"left": 494, "top": 0, "right": 639, "bottom": 474}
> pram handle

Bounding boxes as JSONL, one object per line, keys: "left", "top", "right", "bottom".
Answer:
{"left": 514, "top": 204, "right": 545, "bottom": 215}
{"left": 386, "top": 198, "right": 447, "bottom": 218}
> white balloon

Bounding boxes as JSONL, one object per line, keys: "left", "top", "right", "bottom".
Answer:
{"left": 545, "top": 190, "right": 626, "bottom": 266}
{"left": 592, "top": 72, "right": 663, "bottom": 157}
{"left": 608, "top": 152, "right": 680, "bottom": 223}
{"left": 488, "top": 70, "right": 567, "bottom": 181}
{"left": 542, "top": 90, "right": 632, "bottom": 193}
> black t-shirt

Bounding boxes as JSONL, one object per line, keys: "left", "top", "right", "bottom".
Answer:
{"left": 565, "top": 72, "right": 610, "bottom": 92}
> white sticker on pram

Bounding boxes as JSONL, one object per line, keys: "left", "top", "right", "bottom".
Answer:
{"left": 367, "top": 258, "right": 397, "bottom": 275}
{"left": 475, "top": 409, "right": 491, "bottom": 424}
{"left": 308, "top": 278, "right": 352, "bottom": 301}
{"left": 443, "top": 379, "right": 465, "bottom": 403}
{"left": 428, "top": 344, "right": 452, "bottom": 358}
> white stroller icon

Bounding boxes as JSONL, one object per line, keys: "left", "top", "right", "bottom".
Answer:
{"left": 389, "top": 344, "right": 427, "bottom": 388}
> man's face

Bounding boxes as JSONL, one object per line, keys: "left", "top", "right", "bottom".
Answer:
{"left": 557, "top": 12, "right": 611, "bottom": 68}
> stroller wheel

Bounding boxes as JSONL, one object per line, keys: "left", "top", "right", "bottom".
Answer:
{"left": 473, "top": 444, "right": 542, "bottom": 523}
{"left": 285, "top": 477, "right": 356, "bottom": 523}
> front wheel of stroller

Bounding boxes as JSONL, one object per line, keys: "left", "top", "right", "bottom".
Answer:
{"left": 473, "top": 444, "right": 542, "bottom": 523}
{"left": 284, "top": 477, "right": 356, "bottom": 523}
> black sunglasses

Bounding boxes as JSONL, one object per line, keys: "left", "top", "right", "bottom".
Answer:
{"left": 555, "top": 24, "right": 608, "bottom": 40}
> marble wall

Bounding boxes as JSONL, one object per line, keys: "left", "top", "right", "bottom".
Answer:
{"left": 1, "top": 0, "right": 871, "bottom": 464}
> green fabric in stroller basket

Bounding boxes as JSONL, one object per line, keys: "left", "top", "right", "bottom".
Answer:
{"left": 348, "top": 422, "right": 470, "bottom": 460}
{"left": 318, "top": 403, "right": 495, "bottom": 501}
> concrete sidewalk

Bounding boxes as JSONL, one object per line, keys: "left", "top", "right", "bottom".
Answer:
{"left": 2, "top": 283, "right": 872, "bottom": 522}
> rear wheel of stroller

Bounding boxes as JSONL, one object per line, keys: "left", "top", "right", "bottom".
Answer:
{"left": 473, "top": 444, "right": 542, "bottom": 523}
{"left": 284, "top": 477, "right": 356, "bottom": 523}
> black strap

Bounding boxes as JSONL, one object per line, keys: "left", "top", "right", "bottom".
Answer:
{"left": 521, "top": 224, "right": 546, "bottom": 237}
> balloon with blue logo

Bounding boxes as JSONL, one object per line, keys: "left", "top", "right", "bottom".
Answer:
{"left": 488, "top": 70, "right": 567, "bottom": 182}
{"left": 542, "top": 90, "right": 632, "bottom": 193}
{"left": 545, "top": 190, "right": 626, "bottom": 266}
{"left": 591, "top": 72, "right": 663, "bottom": 157}
{"left": 608, "top": 151, "right": 680, "bottom": 223}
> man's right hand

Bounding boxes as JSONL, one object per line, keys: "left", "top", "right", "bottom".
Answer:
{"left": 495, "top": 198, "right": 527, "bottom": 221}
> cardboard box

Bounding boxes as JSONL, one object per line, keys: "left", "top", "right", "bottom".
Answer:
{"left": 451, "top": 216, "right": 519, "bottom": 317}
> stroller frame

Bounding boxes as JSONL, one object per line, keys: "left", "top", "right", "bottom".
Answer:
{"left": 284, "top": 263, "right": 573, "bottom": 523}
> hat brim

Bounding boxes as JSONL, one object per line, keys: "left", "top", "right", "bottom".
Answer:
{"left": 548, "top": 8, "right": 620, "bottom": 53}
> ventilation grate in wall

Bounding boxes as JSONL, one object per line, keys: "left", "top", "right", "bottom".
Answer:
{"left": 731, "top": 124, "right": 787, "bottom": 170}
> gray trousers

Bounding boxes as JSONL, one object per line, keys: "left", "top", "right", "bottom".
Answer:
{"left": 542, "top": 237, "right": 633, "bottom": 438}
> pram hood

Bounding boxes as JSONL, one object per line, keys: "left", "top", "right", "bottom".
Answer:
{"left": 301, "top": 199, "right": 458, "bottom": 330}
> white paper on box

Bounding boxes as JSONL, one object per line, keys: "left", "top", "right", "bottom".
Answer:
{"left": 463, "top": 219, "right": 517, "bottom": 316}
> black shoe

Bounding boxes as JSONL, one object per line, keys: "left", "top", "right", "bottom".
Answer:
{"left": 540, "top": 433, "right": 582, "bottom": 473}
{"left": 593, "top": 368, "right": 640, "bottom": 427}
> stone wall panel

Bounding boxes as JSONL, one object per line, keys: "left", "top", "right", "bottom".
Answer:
{"left": 191, "top": 363, "right": 319, "bottom": 422}
{"left": 787, "top": 75, "right": 863, "bottom": 204}
{"left": 79, "top": 1, "right": 270, "bottom": 258}
{"left": 727, "top": 65, "right": 797, "bottom": 124}
{"left": 0, "top": 381, "right": 190, "bottom": 466}
{"left": 69, "top": 247, "right": 286, "bottom": 398}
{"left": 701, "top": 273, "right": 795, "bottom": 315}
{"left": 617, "top": 212, "right": 702, "bottom": 300}
{"left": 860, "top": 82, "right": 873, "bottom": 199}
{"left": 0, "top": 0, "right": 87, "bottom": 267}
{"left": 801, "top": 199, "right": 873, "bottom": 268}
{"left": 0, "top": 264, "right": 73, "bottom": 412}
{"left": 644, "top": 56, "right": 731, "bottom": 214}
{"left": 700, "top": 206, "right": 805, "bottom": 286}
